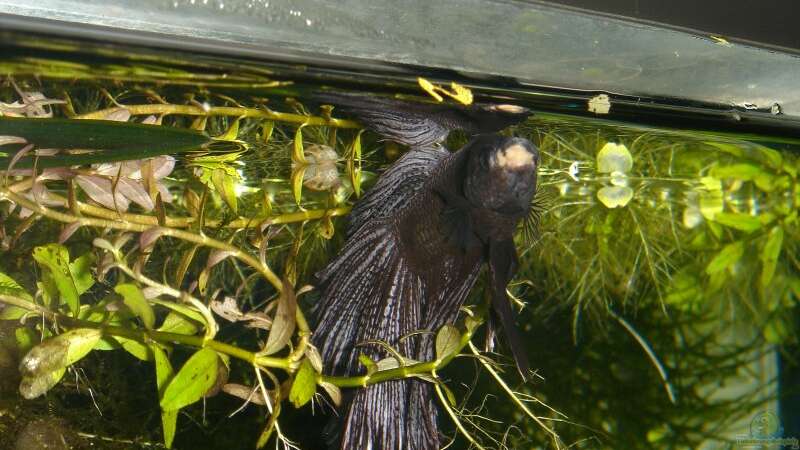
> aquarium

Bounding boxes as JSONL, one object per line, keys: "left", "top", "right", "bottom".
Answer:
{"left": 0, "top": 1, "right": 798, "bottom": 450}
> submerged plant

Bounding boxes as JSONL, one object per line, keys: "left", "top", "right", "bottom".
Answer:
{"left": 0, "top": 42, "right": 796, "bottom": 450}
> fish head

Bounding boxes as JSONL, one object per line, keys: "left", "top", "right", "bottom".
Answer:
{"left": 463, "top": 135, "right": 539, "bottom": 217}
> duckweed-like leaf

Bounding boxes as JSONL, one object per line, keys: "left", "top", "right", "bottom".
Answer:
{"left": 160, "top": 348, "right": 219, "bottom": 411}
{"left": 597, "top": 186, "right": 633, "bottom": 208}
{"left": 597, "top": 142, "right": 632, "bottom": 173}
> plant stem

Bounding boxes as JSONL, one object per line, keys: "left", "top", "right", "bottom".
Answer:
{"left": 1, "top": 186, "right": 283, "bottom": 291}
{"left": 6, "top": 184, "right": 352, "bottom": 229}
{"left": 74, "top": 105, "right": 360, "bottom": 129}
{"left": 0, "top": 294, "right": 290, "bottom": 369}
{"left": 320, "top": 315, "right": 481, "bottom": 388}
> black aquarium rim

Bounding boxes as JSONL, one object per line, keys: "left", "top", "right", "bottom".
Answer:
{"left": 2, "top": 12, "right": 800, "bottom": 140}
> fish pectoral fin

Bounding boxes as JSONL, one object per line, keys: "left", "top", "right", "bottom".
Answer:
{"left": 488, "top": 238, "right": 531, "bottom": 381}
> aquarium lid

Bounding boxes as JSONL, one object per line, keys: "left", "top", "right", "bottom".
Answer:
{"left": 1, "top": 0, "right": 800, "bottom": 119}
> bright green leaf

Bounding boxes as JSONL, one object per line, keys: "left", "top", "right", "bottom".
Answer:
{"left": 712, "top": 213, "right": 762, "bottom": 233}
{"left": 115, "top": 283, "right": 155, "bottom": 330}
{"left": 262, "top": 121, "right": 274, "bottom": 144}
{"left": 161, "top": 348, "right": 218, "bottom": 411}
{"left": 158, "top": 312, "right": 200, "bottom": 336}
{"left": 0, "top": 305, "right": 29, "bottom": 321}
{"left": 706, "top": 241, "right": 744, "bottom": 275}
{"left": 349, "top": 131, "right": 364, "bottom": 198}
{"left": 150, "top": 298, "right": 206, "bottom": 327}
{"left": 291, "top": 166, "right": 306, "bottom": 205}
{"left": 289, "top": 359, "right": 317, "bottom": 408}
{"left": 709, "top": 163, "right": 762, "bottom": 180}
{"left": 115, "top": 336, "right": 153, "bottom": 361}
{"left": 69, "top": 253, "right": 95, "bottom": 295}
{"left": 32, "top": 244, "right": 95, "bottom": 316}
{"left": 152, "top": 345, "right": 178, "bottom": 448}
{"left": 0, "top": 271, "right": 32, "bottom": 301}
{"left": 210, "top": 168, "right": 238, "bottom": 214}
{"left": 292, "top": 124, "right": 307, "bottom": 164}
{"left": 760, "top": 227, "right": 784, "bottom": 288}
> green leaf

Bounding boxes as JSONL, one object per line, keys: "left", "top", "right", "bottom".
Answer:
{"left": 0, "top": 271, "right": 33, "bottom": 301}
{"left": 712, "top": 213, "right": 762, "bottom": 233}
{"left": 441, "top": 382, "right": 457, "bottom": 407}
{"left": 289, "top": 359, "right": 317, "bottom": 408}
{"left": 70, "top": 253, "right": 95, "bottom": 295}
{"left": 763, "top": 317, "right": 790, "bottom": 344}
{"left": 359, "top": 354, "right": 377, "bottom": 374}
{"left": 150, "top": 298, "right": 206, "bottom": 326}
{"left": 760, "top": 227, "right": 784, "bottom": 287}
{"left": 115, "top": 336, "right": 153, "bottom": 361}
{"left": 160, "top": 348, "right": 219, "bottom": 411}
{"left": 0, "top": 116, "right": 210, "bottom": 169}
{"left": 291, "top": 166, "right": 306, "bottom": 205}
{"left": 18, "top": 328, "right": 101, "bottom": 379}
{"left": 210, "top": 168, "right": 238, "bottom": 214}
{"left": 709, "top": 163, "right": 763, "bottom": 180}
{"left": 115, "top": 283, "right": 155, "bottom": 330}
{"left": 0, "top": 305, "right": 29, "bottom": 320}
{"left": 152, "top": 345, "right": 178, "bottom": 448}
{"left": 158, "top": 312, "right": 200, "bottom": 336}
{"left": 93, "top": 337, "right": 121, "bottom": 351}
{"left": 15, "top": 327, "right": 36, "bottom": 355}
{"left": 348, "top": 131, "right": 364, "bottom": 198}
{"left": 262, "top": 281, "right": 297, "bottom": 356}
{"left": 261, "top": 121, "right": 274, "bottom": 144}
{"left": 435, "top": 324, "right": 461, "bottom": 360}
{"left": 292, "top": 124, "right": 307, "bottom": 164}
{"left": 19, "top": 367, "right": 66, "bottom": 399}
{"left": 32, "top": 244, "right": 95, "bottom": 316}
{"left": 318, "top": 381, "right": 341, "bottom": 407}
{"left": 706, "top": 241, "right": 744, "bottom": 275}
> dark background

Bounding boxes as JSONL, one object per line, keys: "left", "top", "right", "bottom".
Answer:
{"left": 540, "top": 0, "right": 800, "bottom": 51}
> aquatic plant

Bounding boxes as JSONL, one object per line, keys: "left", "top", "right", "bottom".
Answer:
{"left": 0, "top": 36, "right": 797, "bottom": 449}
{"left": 0, "top": 75, "right": 568, "bottom": 450}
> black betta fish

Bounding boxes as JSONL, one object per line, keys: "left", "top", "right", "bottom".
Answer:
{"left": 312, "top": 93, "right": 537, "bottom": 450}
